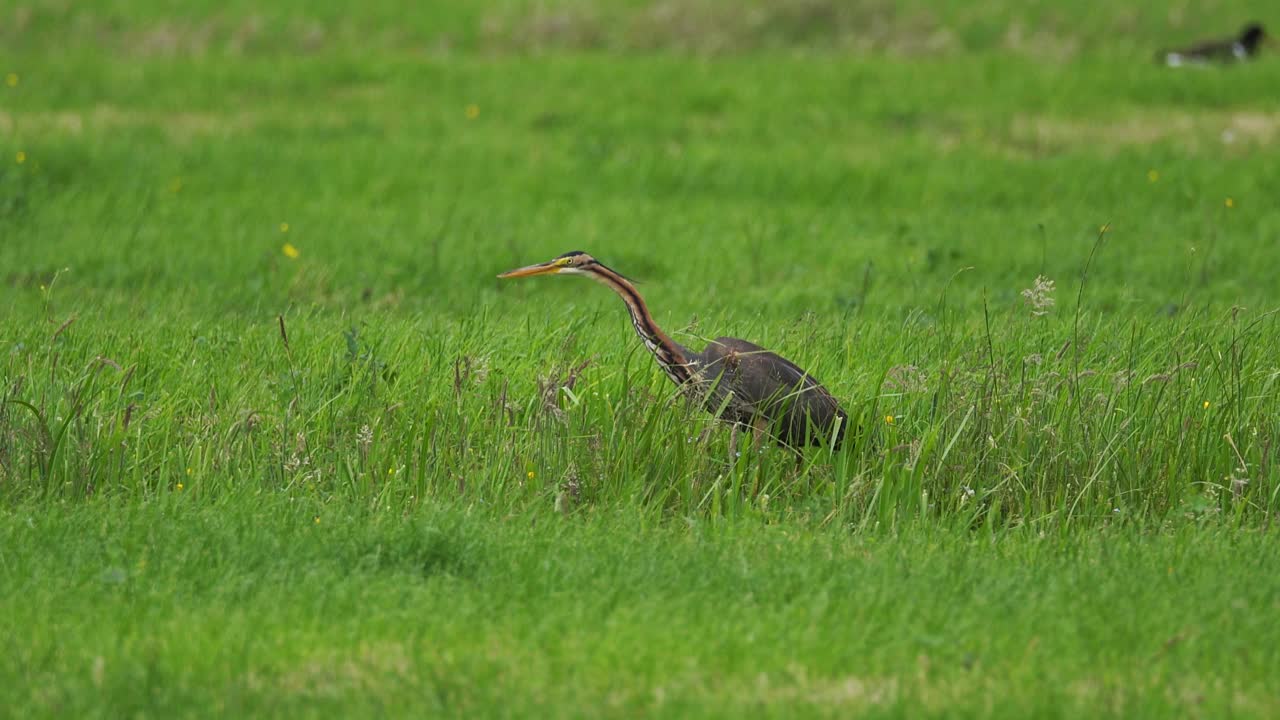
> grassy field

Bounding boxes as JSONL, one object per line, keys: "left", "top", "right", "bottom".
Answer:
{"left": 5, "top": 502, "right": 1280, "bottom": 717}
{"left": 3, "top": 1, "right": 1280, "bottom": 716}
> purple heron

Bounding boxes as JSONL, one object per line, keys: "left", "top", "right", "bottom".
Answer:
{"left": 498, "top": 251, "right": 848, "bottom": 450}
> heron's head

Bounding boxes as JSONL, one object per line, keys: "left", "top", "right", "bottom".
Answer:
{"left": 497, "top": 251, "right": 599, "bottom": 279}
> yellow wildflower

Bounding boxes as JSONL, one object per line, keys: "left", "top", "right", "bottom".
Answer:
{"left": 527, "top": 471, "right": 535, "bottom": 480}
{"left": 465, "top": 104, "right": 480, "bottom": 120}
{"left": 314, "top": 516, "right": 321, "bottom": 524}
{"left": 186, "top": 467, "right": 192, "bottom": 475}
{"left": 1147, "top": 169, "right": 1159, "bottom": 183}
{"left": 1225, "top": 198, "right": 1235, "bottom": 209}
{"left": 282, "top": 242, "right": 300, "bottom": 259}
{"left": 176, "top": 483, "right": 184, "bottom": 491}
{"left": 4, "top": 73, "right": 16, "bottom": 88}
{"left": 884, "top": 415, "right": 894, "bottom": 425}
{"left": 15, "top": 151, "right": 25, "bottom": 164}
{"left": 279, "top": 222, "right": 290, "bottom": 233}
{"left": 1203, "top": 400, "right": 1210, "bottom": 410}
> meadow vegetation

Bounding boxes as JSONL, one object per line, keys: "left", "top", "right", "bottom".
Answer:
{"left": 2, "top": 0, "right": 1279, "bottom": 716}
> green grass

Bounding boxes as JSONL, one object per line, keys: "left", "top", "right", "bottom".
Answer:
{"left": 2, "top": 1, "right": 1280, "bottom": 716}
{"left": 5, "top": 501, "right": 1280, "bottom": 717}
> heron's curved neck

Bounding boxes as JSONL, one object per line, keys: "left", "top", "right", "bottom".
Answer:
{"left": 586, "top": 265, "right": 693, "bottom": 386}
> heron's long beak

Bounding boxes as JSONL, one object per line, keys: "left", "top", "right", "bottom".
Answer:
{"left": 497, "top": 261, "right": 562, "bottom": 279}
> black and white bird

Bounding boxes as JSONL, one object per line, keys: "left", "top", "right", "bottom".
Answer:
{"left": 1160, "top": 23, "right": 1267, "bottom": 67}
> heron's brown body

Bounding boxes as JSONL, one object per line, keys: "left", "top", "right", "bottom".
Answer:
{"left": 498, "top": 251, "right": 848, "bottom": 449}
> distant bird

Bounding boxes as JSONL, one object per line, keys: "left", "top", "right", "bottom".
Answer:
{"left": 1161, "top": 23, "right": 1267, "bottom": 66}
{"left": 498, "top": 251, "right": 849, "bottom": 451}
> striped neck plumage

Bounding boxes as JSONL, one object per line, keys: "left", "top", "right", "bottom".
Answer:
{"left": 585, "top": 263, "right": 693, "bottom": 386}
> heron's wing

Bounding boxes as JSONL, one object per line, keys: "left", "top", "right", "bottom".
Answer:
{"left": 695, "top": 337, "right": 847, "bottom": 446}
{"left": 698, "top": 337, "right": 831, "bottom": 392}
